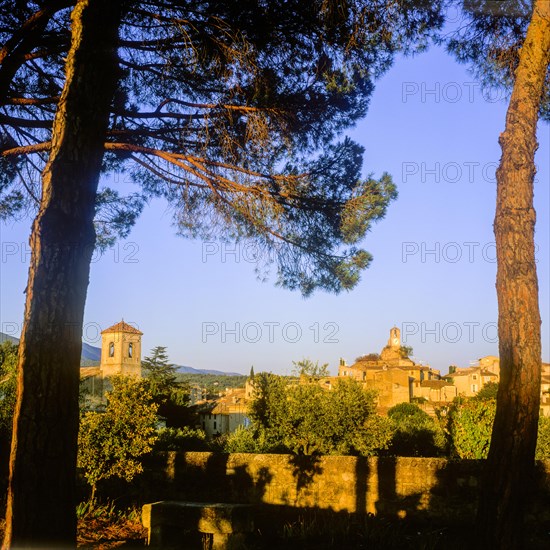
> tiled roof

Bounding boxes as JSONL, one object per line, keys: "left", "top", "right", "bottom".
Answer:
{"left": 101, "top": 320, "right": 143, "bottom": 335}
{"left": 420, "top": 380, "right": 451, "bottom": 389}
{"left": 480, "top": 369, "right": 498, "bottom": 377}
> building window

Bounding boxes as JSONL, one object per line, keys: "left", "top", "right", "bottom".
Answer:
{"left": 472, "top": 374, "right": 477, "bottom": 380}
{"left": 128, "top": 343, "right": 133, "bottom": 358}
{"left": 213, "top": 421, "right": 217, "bottom": 430}
{"left": 472, "top": 384, "right": 478, "bottom": 393}
{"left": 109, "top": 342, "right": 114, "bottom": 357}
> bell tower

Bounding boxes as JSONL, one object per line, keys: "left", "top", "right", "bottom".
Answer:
{"left": 100, "top": 320, "right": 143, "bottom": 377}
{"left": 388, "top": 326, "right": 401, "bottom": 349}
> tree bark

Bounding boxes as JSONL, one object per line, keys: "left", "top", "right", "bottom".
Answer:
{"left": 2, "top": 0, "right": 121, "bottom": 547}
{"left": 476, "top": 0, "right": 550, "bottom": 548}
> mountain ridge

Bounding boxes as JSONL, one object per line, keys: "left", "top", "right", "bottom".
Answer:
{"left": 0, "top": 332, "right": 243, "bottom": 376}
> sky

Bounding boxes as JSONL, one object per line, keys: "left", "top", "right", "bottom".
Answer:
{"left": 0, "top": 45, "right": 548, "bottom": 377}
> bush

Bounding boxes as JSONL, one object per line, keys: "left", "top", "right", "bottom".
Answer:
{"left": 154, "top": 426, "right": 208, "bottom": 452}
{"left": 387, "top": 403, "right": 446, "bottom": 457}
{"left": 448, "top": 399, "right": 496, "bottom": 459}
{"left": 78, "top": 375, "right": 159, "bottom": 500}
{"left": 248, "top": 374, "right": 392, "bottom": 456}
{"left": 473, "top": 382, "right": 499, "bottom": 401}
{"left": 536, "top": 416, "right": 550, "bottom": 460}
{"left": 223, "top": 426, "right": 267, "bottom": 453}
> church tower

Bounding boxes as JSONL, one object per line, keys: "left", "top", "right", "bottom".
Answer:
{"left": 388, "top": 326, "right": 401, "bottom": 349}
{"left": 100, "top": 320, "right": 143, "bottom": 377}
{"left": 380, "top": 326, "right": 404, "bottom": 363}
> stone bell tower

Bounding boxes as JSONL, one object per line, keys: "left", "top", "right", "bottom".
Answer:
{"left": 388, "top": 326, "right": 401, "bottom": 349}
{"left": 380, "top": 326, "right": 403, "bottom": 363}
{"left": 100, "top": 320, "right": 143, "bottom": 378}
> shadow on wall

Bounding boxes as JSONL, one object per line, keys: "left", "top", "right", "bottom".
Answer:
{"left": 93, "top": 451, "right": 550, "bottom": 544}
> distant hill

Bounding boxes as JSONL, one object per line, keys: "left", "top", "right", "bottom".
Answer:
{"left": 1, "top": 332, "right": 101, "bottom": 362}
{"left": 82, "top": 342, "right": 101, "bottom": 361}
{"left": 0, "top": 332, "right": 18, "bottom": 345}
{"left": 0, "top": 332, "right": 243, "bottom": 375}
{"left": 175, "top": 365, "right": 243, "bottom": 376}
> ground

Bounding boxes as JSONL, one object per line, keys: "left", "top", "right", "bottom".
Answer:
{"left": 0, "top": 513, "right": 147, "bottom": 549}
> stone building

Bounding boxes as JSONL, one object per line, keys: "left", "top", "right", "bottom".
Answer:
{"left": 100, "top": 320, "right": 143, "bottom": 378}
{"left": 80, "top": 319, "right": 143, "bottom": 406}
{"left": 448, "top": 356, "right": 550, "bottom": 417}
{"left": 445, "top": 365, "right": 498, "bottom": 397}
{"left": 338, "top": 326, "right": 445, "bottom": 410}
{"left": 198, "top": 387, "right": 250, "bottom": 438}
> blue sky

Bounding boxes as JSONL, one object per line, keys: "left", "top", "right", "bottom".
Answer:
{"left": 1, "top": 45, "right": 548, "bottom": 376}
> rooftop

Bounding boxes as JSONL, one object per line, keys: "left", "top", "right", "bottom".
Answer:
{"left": 101, "top": 320, "right": 143, "bottom": 335}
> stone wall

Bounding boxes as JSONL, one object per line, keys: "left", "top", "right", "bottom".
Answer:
{"left": 137, "top": 453, "right": 550, "bottom": 525}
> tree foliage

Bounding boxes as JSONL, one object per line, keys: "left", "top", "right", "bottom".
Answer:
{"left": 153, "top": 426, "right": 208, "bottom": 452}
{"left": 0, "top": 341, "right": 17, "bottom": 436}
{"left": 0, "top": 0, "right": 446, "bottom": 294}
{"left": 77, "top": 375, "right": 158, "bottom": 500}
{"left": 292, "top": 358, "right": 330, "bottom": 380}
{"left": 248, "top": 372, "right": 392, "bottom": 456}
{"left": 535, "top": 416, "right": 550, "bottom": 460}
{"left": 473, "top": 381, "right": 499, "bottom": 401}
{"left": 448, "top": 398, "right": 496, "bottom": 459}
{"left": 442, "top": 0, "right": 550, "bottom": 120}
{"left": 142, "top": 346, "right": 188, "bottom": 405}
{"left": 387, "top": 402, "right": 446, "bottom": 457}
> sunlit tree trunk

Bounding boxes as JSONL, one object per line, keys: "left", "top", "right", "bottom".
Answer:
{"left": 476, "top": 0, "right": 550, "bottom": 547}
{"left": 2, "top": 0, "right": 121, "bottom": 547}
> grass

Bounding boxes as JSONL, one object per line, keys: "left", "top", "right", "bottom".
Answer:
{"left": 77, "top": 500, "right": 146, "bottom": 549}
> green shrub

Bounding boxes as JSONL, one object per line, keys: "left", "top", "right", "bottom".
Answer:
{"left": 154, "top": 426, "right": 207, "bottom": 451}
{"left": 223, "top": 426, "right": 267, "bottom": 453}
{"left": 387, "top": 403, "right": 446, "bottom": 457}
{"left": 448, "top": 399, "right": 496, "bottom": 459}
{"left": 78, "top": 375, "right": 158, "bottom": 500}
{"left": 536, "top": 416, "right": 550, "bottom": 460}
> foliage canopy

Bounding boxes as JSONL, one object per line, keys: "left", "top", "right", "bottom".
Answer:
{"left": 0, "top": 0, "right": 445, "bottom": 294}
{"left": 77, "top": 375, "right": 158, "bottom": 499}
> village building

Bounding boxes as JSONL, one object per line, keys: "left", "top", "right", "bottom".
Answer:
{"left": 80, "top": 319, "right": 143, "bottom": 402}
{"left": 198, "top": 386, "right": 251, "bottom": 438}
{"left": 337, "top": 326, "right": 448, "bottom": 410}
{"left": 444, "top": 365, "right": 499, "bottom": 397}
{"left": 99, "top": 320, "right": 143, "bottom": 378}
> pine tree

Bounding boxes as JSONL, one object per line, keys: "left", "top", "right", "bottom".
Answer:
{"left": 0, "top": 1, "right": 443, "bottom": 545}
{"left": 444, "top": 1, "right": 550, "bottom": 545}
{"left": 142, "top": 346, "right": 185, "bottom": 405}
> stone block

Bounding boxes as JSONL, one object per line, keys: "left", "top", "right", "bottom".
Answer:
{"left": 143, "top": 501, "right": 254, "bottom": 549}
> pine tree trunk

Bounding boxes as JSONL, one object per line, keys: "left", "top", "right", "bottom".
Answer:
{"left": 2, "top": 0, "right": 121, "bottom": 547}
{"left": 476, "top": 1, "right": 550, "bottom": 547}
